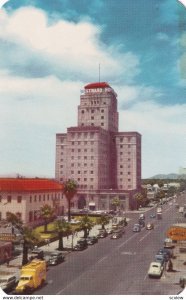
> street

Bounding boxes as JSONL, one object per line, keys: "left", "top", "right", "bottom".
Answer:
{"left": 33, "top": 193, "right": 186, "bottom": 295}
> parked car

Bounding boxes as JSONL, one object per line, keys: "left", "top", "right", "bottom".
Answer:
{"left": 148, "top": 262, "right": 164, "bottom": 278}
{"left": 86, "top": 236, "right": 98, "bottom": 245}
{"left": 74, "top": 239, "right": 88, "bottom": 251}
{"left": 139, "top": 214, "right": 145, "bottom": 220}
{"left": 150, "top": 214, "right": 156, "bottom": 218}
{"left": 146, "top": 223, "right": 154, "bottom": 230}
{"left": 106, "top": 228, "right": 113, "bottom": 234}
{"left": 133, "top": 224, "right": 141, "bottom": 232}
{"left": 30, "top": 249, "right": 44, "bottom": 260}
{"left": 97, "top": 230, "right": 108, "bottom": 238}
{"left": 155, "top": 254, "right": 166, "bottom": 265}
{"left": 110, "top": 230, "right": 123, "bottom": 239}
{"left": 0, "top": 275, "right": 17, "bottom": 292}
{"left": 48, "top": 252, "right": 65, "bottom": 265}
{"left": 157, "top": 248, "right": 173, "bottom": 260}
{"left": 138, "top": 219, "right": 145, "bottom": 227}
{"left": 164, "top": 238, "right": 173, "bottom": 248}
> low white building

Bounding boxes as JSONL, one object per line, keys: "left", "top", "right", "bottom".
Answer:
{"left": 0, "top": 178, "right": 65, "bottom": 227}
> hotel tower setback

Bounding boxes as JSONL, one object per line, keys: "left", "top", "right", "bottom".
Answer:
{"left": 55, "top": 82, "right": 141, "bottom": 210}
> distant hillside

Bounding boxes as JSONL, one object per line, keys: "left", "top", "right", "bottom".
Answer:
{"left": 149, "top": 173, "right": 186, "bottom": 180}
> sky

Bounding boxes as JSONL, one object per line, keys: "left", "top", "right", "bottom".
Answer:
{"left": 0, "top": 0, "right": 185, "bottom": 179}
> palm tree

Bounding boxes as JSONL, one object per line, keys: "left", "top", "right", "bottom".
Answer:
{"left": 40, "top": 204, "right": 55, "bottom": 233}
{"left": 111, "top": 196, "right": 121, "bottom": 212}
{"left": 97, "top": 214, "right": 110, "bottom": 229}
{"left": 54, "top": 219, "right": 71, "bottom": 251}
{"left": 22, "top": 226, "right": 40, "bottom": 266}
{"left": 6, "top": 212, "right": 40, "bottom": 265}
{"left": 133, "top": 192, "right": 144, "bottom": 209}
{"left": 63, "top": 179, "right": 78, "bottom": 222}
{"left": 79, "top": 215, "right": 94, "bottom": 238}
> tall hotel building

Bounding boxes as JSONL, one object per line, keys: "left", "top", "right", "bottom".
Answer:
{"left": 55, "top": 82, "right": 141, "bottom": 210}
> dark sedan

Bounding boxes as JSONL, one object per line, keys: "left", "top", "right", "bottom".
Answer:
{"left": 86, "top": 236, "right": 98, "bottom": 245}
{"left": 48, "top": 252, "right": 65, "bottom": 265}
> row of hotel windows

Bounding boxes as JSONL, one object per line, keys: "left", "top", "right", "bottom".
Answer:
{"left": 0, "top": 194, "right": 63, "bottom": 203}
{"left": 81, "top": 108, "right": 105, "bottom": 113}
{"left": 81, "top": 123, "right": 105, "bottom": 127}
{"left": 0, "top": 195, "right": 22, "bottom": 203}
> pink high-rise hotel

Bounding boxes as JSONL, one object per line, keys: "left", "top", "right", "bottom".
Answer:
{"left": 55, "top": 82, "right": 141, "bottom": 210}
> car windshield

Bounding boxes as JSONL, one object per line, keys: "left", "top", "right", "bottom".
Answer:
{"left": 20, "top": 276, "right": 32, "bottom": 280}
{"left": 152, "top": 265, "right": 159, "bottom": 268}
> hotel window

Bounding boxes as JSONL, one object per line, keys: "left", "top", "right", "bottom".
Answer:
{"left": 0, "top": 196, "right": 1, "bottom": 202}
{"left": 91, "top": 116, "right": 94, "bottom": 120}
{"left": 84, "top": 156, "right": 87, "bottom": 160}
{"left": 128, "top": 145, "right": 131, "bottom": 148}
{"left": 71, "top": 156, "right": 74, "bottom": 160}
{"left": 84, "top": 178, "right": 87, "bottom": 182}
{"left": 91, "top": 156, "right": 94, "bottom": 160}
{"left": 71, "top": 163, "right": 74, "bottom": 167}
{"left": 84, "top": 163, "right": 87, "bottom": 167}
{"left": 81, "top": 123, "right": 84, "bottom": 126}
{"left": 71, "top": 149, "right": 74, "bottom": 152}
{"left": 120, "top": 145, "right": 123, "bottom": 148}
{"left": 78, "top": 141, "right": 81, "bottom": 145}
{"left": 17, "top": 196, "right": 22, "bottom": 203}
{"left": 60, "top": 165, "right": 63, "bottom": 168}
{"left": 39, "top": 195, "right": 41, "bottom": 201}
{"left": 84, "top": 170, "right": 87, "bottom": 174}
{"left": 71, "top": 171, "right": 74, "bottom": 174}
{"left": 90, "top": 170, "right": 94, "bottom": 174}
{"left": 128, "top": 158, "right": 131, "bottom": 161}
{"left": 34, "top": 195, "right": 37, "bottom": 202}
{"left": 120, "top": 165, "right": 123, "bottom": 168}
{"left": 91, "top": 123, "right": 94, "bottom": 126}
{"left": 84, "top": 141, "right": 87, "bottom": 145}
{"left": 43, "top": 195, "right": 45, "bottom": 201}
{"left": 101, "top": 123, "right": 104, "bottom": 126}
{"left": 91, "top": 141, "right": 94, "bottom": 145}
{"left": 7, "top": 195, "right": 12, "bottom": 203}
{"left": 90, "top": 178, "right": 94, "bottom": 181}
{"left": 101, "top": 109, "right": 104, "bottom": 113}
{"left": 120, "top": 152, "right": 123, "bottom": 155}
{"left": 101, "top": 116, "right": 104, "bottom": 119}
{"left": 47, "top": 194, "right": 50, "bottom": 200}
{"left": 128, "top": 178, "right": 131, "bottom": 182}
{"left": 30, "top": 196, "right": 32, "bottom": 203}
{"left": 120, "top": 172, "right": 123, "bottom": 175}
{"left": 128, "top": 172, "right": 131, "bottom": 175}
{"left": 120, "top": 138, "right": 123, "bottom": 142}
{"left": 78, "top": 149, "right": 81, "bottom": 152}
{"left": 78, "top": 163, "right": 81, "bottom": 166}
{"left": 78, "top": 171, "right": 81, "bottom": 174}
{"left": 84, "top": 149, "right": 87, "bottom": 152}
{"left": 81, "top": 110, "right": 84, "bottom": 114}
{"left": 61, "top": 146, "right": 64, "bottom": 149}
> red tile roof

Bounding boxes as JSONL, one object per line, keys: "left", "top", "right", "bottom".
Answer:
{"left": 0, "top": 178, "right": 64, "bottom": 192}
{"left": 84, "top": 82, "right": 110, "bottom": 89}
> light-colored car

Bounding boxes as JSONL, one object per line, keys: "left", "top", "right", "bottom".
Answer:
{"left": 148, "top": 262, "right": 163, "bottom": 278}
{"left": 146, "top": 223, "right": 154, "bottom": 230}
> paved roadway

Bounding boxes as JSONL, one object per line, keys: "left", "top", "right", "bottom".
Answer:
{"left": 34, "top": 193, "right": 185, "bottom": 295}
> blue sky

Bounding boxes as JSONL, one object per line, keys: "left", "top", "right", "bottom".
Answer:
{"left": 0, "top": 0, "right": 185, "bottom": 178}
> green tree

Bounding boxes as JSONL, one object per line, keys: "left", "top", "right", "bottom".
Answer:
{"left": 54, "top": 219, "right": 71, "bottom": 251}
{"left": 97, "top": 215, "right": 110, "bottom": 229}
{"left": 78, "top": 215, "right": 94, "bottom": 238}
{"left": 133, "top": 192, "right": 145, "bottom": 209}
{"left": 111, "top": 197, "right": 121, "bottom": 211}
{"left": 63, "top": 179, "right": 78, "bottom": 222}
{"left": 40, "top": 204, "right": 55, "bottom": 233}
{"left": 6, "top": 213, "right": 40, "bottom": 265}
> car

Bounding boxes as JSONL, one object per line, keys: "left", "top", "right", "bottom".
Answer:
{"left": 97, "top": 230, "right": 108, "bottom": 238}
{"left": 155, "top": 254, "right": 166, "bottom": 265}
{"left": 48, "top": 252, "right": 65, "bottom": 265}
{"left": 138, "top": 219, "right": 145, "bottom": 227}
{"left": 139, "top": 214, "right": 145, "bottom": 220}
{"left": 150, "top": 214, "right": 156, "bottom": 218}
{"left": 146, "top": 223, "right": 154, "bottom": 230}
{"left": 0, "top": 275, "right": 17, "bottom": 292}
{"left": 110, "top": 230, "right": 123, "bottom": 239}
{"left": 164, "top": 238, "right": 174, "bottom": 248}
{"left": 30, "top": 248, "right": 44, "bottom": 260}
{"left": 74, "top": 239, "right": 88, "bottom": 251}
{"left": 86, "top": 236, "right": 98, "bottom": 245}
{"left": 157, "top": 248, "right": 173, "bottom": 260}
{"left": 148, "top": 262, "right": 164, "bottom": 278}
{"left": 133, "top": 224, "right": 141, "bottom": 232}
{"left": 106, "top": 228, "right": 113, "bottom": 234}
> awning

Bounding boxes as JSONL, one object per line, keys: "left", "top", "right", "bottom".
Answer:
{"left": 89, "top": 202, "right": 95, "bottom": 206}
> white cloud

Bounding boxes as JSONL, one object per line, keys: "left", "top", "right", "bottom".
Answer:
{"left": 0, "top": 7, "right": 139, "bottom": 83}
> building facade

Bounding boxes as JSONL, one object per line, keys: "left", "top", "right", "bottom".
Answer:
{"left": 0, "top": 178, "right": 65, "bottom": 227}
{"left": 55, "top": 82, "right": 141, "bottom": 210}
